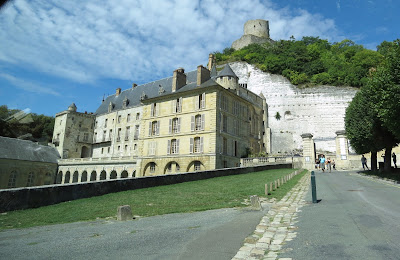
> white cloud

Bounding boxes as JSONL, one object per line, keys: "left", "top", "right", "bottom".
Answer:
{"left": 0, "top": 0, "right": 342, "bottom": 85}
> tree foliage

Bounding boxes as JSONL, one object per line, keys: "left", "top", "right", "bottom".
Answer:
{"left": 0, "top": 105, "right": 55, "bottom": 143}
{"left": 215, "top": 37, "right": 383, "bottom": 87}
{"left": 345, "top": 39, "right": 400, "bottom": 171}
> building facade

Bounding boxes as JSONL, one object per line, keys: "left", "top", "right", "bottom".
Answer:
{"left": 53, "top": 55, "right": 270, "bottom": 182}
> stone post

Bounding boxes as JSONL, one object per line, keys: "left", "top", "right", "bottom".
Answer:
{"left": 335, "top": 130, "right": 349, "bottom": 169}
{"left": 301, "top": 133, "right": 315, "bottom": 170}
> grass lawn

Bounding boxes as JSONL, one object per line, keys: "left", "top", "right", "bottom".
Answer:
{"left": 0, "top": 168, "right": 307, "bottom": 231}
{"left": 360, "top": 168, "right": 400, "bottom": 182}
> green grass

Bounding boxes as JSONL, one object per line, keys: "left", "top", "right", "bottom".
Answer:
{"left": 360, "top": 169, "right": 400, "bottom": 182}
{"left": 0, "top": 168, "right": 306, "bottom": 231}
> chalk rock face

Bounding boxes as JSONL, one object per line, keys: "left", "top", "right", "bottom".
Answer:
{"left": 230, "top": 62, "right": 358, "bottom": 154}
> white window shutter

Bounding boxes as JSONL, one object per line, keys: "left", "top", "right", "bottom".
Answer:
{"left": 172, "top": 100, "right": 176, "bottom": 113}
{"left": 177, "top": 118, "right": 181, "bottom": 133}
{"left": 200, "top": 137, "right": 204, "bottom": 153}
{"left": 156, "top": 104, "right": 159, "bottom": 116}
{"left": 148, "top": 122, "right": 152, "bottom": 136}
{"left": 191, "top": 116, "right": 195, "bottom": 132}
{"left": 167, "top": 140, "right": 171, "bottom": 154}
{"left": 190, "top": 138, "right": 194, "bottom": 153}
{"left": 194, "top": 96, "right": 199, "bottom": 110}
{"left": 169, "top": 119, "right": 172, "bottom": 134}
{"left": 154, "top": 141, "right": 157, "bottom": 155}
{"left": 201, "top": 93, "right": 205, "bottom": 109}
{"left": 156, "top": 121, "right": 160, "bottom": 135}
{"left": 201, "top": 114, "right": 205, "bottom": 130}
{"left": 176, "top": 139, "right": 180, "bottom": 153}
{"left": 151, "top": 103, "right": 154, "bottom": 116}
{"left": 179, "top": 97, "right": 182, "bottom": 112}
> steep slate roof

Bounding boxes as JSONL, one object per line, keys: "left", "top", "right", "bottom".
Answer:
{"left": 0, "top": 136, "right": 60, "bottom": 163}
{"left": 217, "top": 63, "right": 238, "bottom": 79}
{"left": 95, "top": 64, "right": 239, "bottom": 115}
{"left": 95, "top": 70, "right": 198, "bottom": 115}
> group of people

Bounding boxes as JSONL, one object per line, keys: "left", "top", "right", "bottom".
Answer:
{"left": 362, "top": 152, "right": 397, "bottom": 170}
{"left": 315, "top": 155, "right": 335, "bottom": 172}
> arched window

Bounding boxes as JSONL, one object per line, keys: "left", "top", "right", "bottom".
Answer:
{"left": 110, "top": 171, "right": 117, "bottom": 179}
{"left": 90, "top": 171, "right": 97, "bottom": 181}
{"left": 8, "top": 171, "right": 17, "bottom": 188}
{"left": 27, "top": 172, "right": 35, "bottom": 187}
{"left": 81, "top": 171, "right": 88, "bottom": 182}
{"left": 121, "top": 170, "right": 128, "bottom": 178}
{"left": 100, "top": 171, "right": 106, "bottom": 180}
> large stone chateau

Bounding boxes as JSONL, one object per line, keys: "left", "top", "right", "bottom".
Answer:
{"left": 52, "top": 55, "right": 270, "bottom": 183}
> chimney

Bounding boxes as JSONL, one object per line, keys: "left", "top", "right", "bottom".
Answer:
{"left": 132, "top": 83, "right": 137, "bottom": 89}
{"left": 172, "top": 68, "right": 186, "bottom": 92}
{"left": 116, "top": 88, "right": 121, "bottom": 96}
{"left": 197, "top": 65, "right": 211, "bottom": 86}
{"left": 207, "top": 54, "right": 216, "bottom": 70}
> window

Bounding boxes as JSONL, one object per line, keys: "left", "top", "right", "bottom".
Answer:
{"left": 103, "top": 130, "right": 106, "bottom": 142}
{"left": 222, "top": 115, "right": 228, "bottom": 132}
{"left": 108, "top": 147, "right": 110, "bottom": 153}
{"left": 195, "top": 93, "right": 206, "bottom": 110}
{"left": 127, "top": 114, "right": 131, "bottom": 122}
{"left": 149, "top": 162, "right": 156, "bottom": 173}
{"left": 60, "top": 120, "right": 62, "bottom": 125}
{"left": 151, "top": 103, "right": 159, "bottom": 117}
{"left": 76, "top": 134, "right": 80, "bottom": 141}
{"left": 117, "top": 128, "right": 122, "bottom": 142}
{"left": 94, "top": 132, "right": 97, "bottom": 142}
{"left": 125, "top": 126, "right": 130, "bottom": 141}
{"left": 148, "top": 141, "right": 156, "bottom": 155}
{"left": 104, "top": 119, "right": 108, "bottom": 127}
{"left": 118, "top": 115, "right": 121, "bottom": 123}
{"left": 124, "top": 145, "right": 128, "bottom": 151}
{"left": 101, "top": 148, "right": 104, "bottom": 154}
{"left": 136, "top": 113, "right": 140, "bottom": 120}
{"left": 109, "top": 129, "right": 113, "bottom": 141}
{"left": 27, "top": 172, "right": 35, "bottom": 187}
{"left": 148, "top": 121, "right": 160, "bottom": 136}
{"left": 234, "top": 140, "right": 238, "bottom": 157}
{"left": 169, "top": 118, "right": 180, "bottom": 134}
{"left": 173, "top": 97, "right": 182, "bottom": 113}
{"left": 134, "top": 125, "right": 140, "bottom": 140}
{"left": 223, "top": 137, "right": 228, "bottom": 155}
{"left": 167, "top": 139, "right": 179, "bottom": 154}
{"left": 191, "top": 114, "right": 205, "bottom": 131}
{"left": 83, "top": 133, "right": 89, "bottom": 142}
{"left": 134, "top": 144, "right": 137, "bottom": 150}
{"left": 190, "top": 137, "right": 203, "bottom": 153}
{"left": 233, "top": 119, "right": 239, "bottom": 136}
{"left": 118, "top": 145, "right": 121, "bottom": 151}
{"left": 8, "top": 171, "right": 17, "bottom": 188}
{"left": 233, "top": 101, "right": 240, "bottom": 115}
{"left": 194, "top": 161, "right": 201, "bottom": 171}
{"left": 221, "top": 95, "right": 228, "bottom": 111}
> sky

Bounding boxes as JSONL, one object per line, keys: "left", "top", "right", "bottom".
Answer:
{"left": 0, "top": 0, "right": 398, "bottom": 117}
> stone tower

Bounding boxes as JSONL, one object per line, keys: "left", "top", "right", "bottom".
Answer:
{"left": 232, "top": 19, "right": 273, "bottom": 50}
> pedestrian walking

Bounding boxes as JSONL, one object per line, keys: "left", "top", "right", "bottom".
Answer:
{"left": 326, "top": 157, "right": 332, "bottom": 172}
{"left": 393, "top": 152, "right": 397, "bottom": 168}
{"left": 320, "top": 155, "right": 326, "bottom": 172}
{"left": 315, "top": 158, "right": 319, "bottom": 169}
{"left": 361, "top": 155, "right": 369, "bottom": 170}
{"left": 332, "top": 159, "right": 336, "bottom": 170}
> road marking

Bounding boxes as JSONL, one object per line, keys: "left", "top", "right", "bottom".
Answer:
{"left": 349, "top": 173, "right": 400, "bottom": 189}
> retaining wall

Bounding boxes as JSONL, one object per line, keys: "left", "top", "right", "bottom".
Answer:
{"left": 0, "top": 163, "right": 292, "bottom": 212}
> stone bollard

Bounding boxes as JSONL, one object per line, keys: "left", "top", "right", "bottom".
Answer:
{"left": 274, "top": 180, "right": 277, "bottom": 190}
{"left": 117, "top": 205, "right": 133, "bottom": 221}
{"left": 277, "top": 179, "right": 280, "bottom": 187}
{"left": 270, "top": 182, "right": 273, "bottom": 192}
{"left": 265, "top": 183, "right": 268, "bottom": 195}
{"left": 250, "top": 195, "right": 263, "bottom": 210}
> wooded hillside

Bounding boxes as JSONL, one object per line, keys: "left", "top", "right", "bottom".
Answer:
{"left": 215, "top": 37, "right": 385, "bottom": 87}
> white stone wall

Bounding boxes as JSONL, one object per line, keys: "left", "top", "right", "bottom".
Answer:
{"left": 230, "top": 62, "right": 358, "bottom": 154}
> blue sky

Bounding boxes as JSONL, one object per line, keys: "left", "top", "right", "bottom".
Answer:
{"left": 0, "top": 0, "right": 398, "bottom": 117}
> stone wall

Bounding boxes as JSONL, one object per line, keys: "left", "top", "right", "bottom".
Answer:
{"left": 0, "top": 163, "right": 292, "bottom": 213}
{"left": 230, "top": 62, "right": 358, "bottom": 154}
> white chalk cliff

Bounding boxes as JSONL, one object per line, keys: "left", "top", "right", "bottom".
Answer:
{"left": 230, "top": 62, "right": 358, "bottom": 154}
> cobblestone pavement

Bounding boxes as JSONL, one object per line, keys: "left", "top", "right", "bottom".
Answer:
{"left": 233, "top": 172, "right": 310, "bottom": 260}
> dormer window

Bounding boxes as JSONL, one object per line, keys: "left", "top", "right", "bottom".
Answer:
{"left": 122, "top": 97, "right": 129, "bottom": 108}
{"left": 108, "top": 102, "right": 114, "bottom": 112}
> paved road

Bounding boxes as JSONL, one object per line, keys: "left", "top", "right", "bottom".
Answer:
{"left": 279, "top": 171, "right": 400, "bottom": 260}
{"left": 0, "top": 205, "right": 270, "bottom": 260}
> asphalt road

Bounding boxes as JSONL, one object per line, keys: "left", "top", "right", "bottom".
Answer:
{"left": 279, "top": 170, "right": 400, "bottom": 260}
{"left": 0, "top": 204, "right": 270, "bottom": 260}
